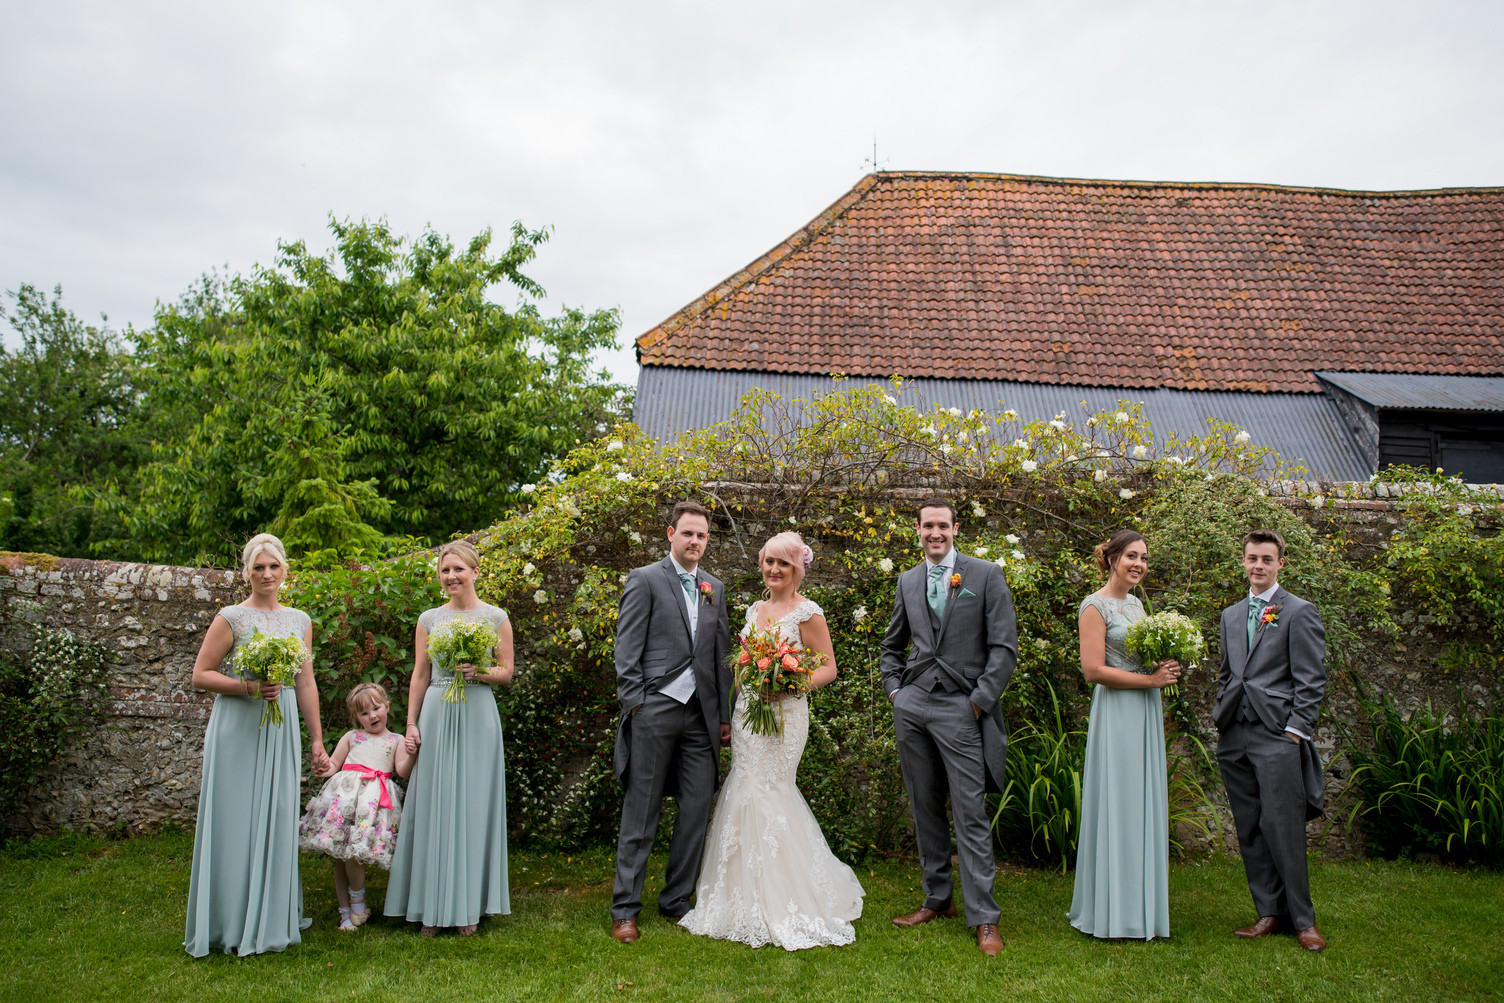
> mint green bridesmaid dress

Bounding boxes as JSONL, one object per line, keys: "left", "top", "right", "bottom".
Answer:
{"left": 1067, "top": 593, "right": 1171, "bottom": 940}
{"left": 184, "top": 604, "right": 312, "bottom": 957}
{"left": 384, "top": 604, "right": 511, "bottom": 928}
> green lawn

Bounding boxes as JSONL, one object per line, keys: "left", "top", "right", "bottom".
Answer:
{"left": 1, "top": 831, "right": 1499, "bottom": 1002}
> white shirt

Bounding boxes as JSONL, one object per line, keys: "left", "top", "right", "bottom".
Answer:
{"left": 1249, "top": 581, "right": 1307, "bottom": 741}
{"left": 659, "top": 554, "right": 700, "bottom": 704}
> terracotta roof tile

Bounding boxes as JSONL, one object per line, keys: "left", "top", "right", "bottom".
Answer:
{"left": 637, "top": 173, "right": 1504, "bottom": 392}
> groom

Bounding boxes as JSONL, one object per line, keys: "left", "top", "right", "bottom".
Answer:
{"left": 881, "top": 497, "right": 1017, "bottom": 956}
{"left": 1213, "top": 529, "right": 1327, "bottom": 952}
{"left": 609, "top": 499, "right": 732, "bottom": 943}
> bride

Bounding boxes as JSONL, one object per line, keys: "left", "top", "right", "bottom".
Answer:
{"left": 679, "top": 531, "right": 866, "bottom": 950}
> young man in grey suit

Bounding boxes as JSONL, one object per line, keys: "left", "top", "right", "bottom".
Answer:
{"left": 880, "top": 498, "right": 1017, "bottom": 956}
{"left": 610, "top": 500, "right": 732, "bottom": 943}
{"left": 1214, "top": 529, "right": 1327, "bottom": 952}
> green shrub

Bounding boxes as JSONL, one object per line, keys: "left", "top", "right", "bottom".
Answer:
{"left": 1344, "top": 692, "right": 1504, "bottom": 868}
{"left": 0, "top": 628, "right": 108, "bottom": 829}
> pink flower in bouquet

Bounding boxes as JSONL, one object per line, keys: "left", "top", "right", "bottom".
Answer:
{"left": 781, "top": 653, "right": 800, "bottom": 670}
{"left": 757, "top": 656, "right": 771, "bottom": 670}
{"left": 738, "top": 650, "right": 752, "bottom": 665}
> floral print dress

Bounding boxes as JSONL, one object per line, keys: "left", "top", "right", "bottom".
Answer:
{"left": 299, "top": 730, "right": 404, "bottom": 868}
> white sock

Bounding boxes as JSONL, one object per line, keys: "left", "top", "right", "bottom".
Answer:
{"left": 349, "top": 887, "right": 366, "bottom": 914}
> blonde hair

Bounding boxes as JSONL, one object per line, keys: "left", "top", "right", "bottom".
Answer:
{"left": 240, "top": 533, "right": 288, "bottom": 582}
{"left": 346, "top": 682, "right": 390, "bottom": 724}
{"left": 436, "top": 540, "right": 481, "bottom": 569}
{"left": 758, "top": 531, "right": 810, "bottom": 588}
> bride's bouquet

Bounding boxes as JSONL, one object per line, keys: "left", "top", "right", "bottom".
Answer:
{"left": 1123, "top": 610, "right": 1205, "bottom": 697}
{"left": 734, "top": 628, "right": 826, "bottom": 737}
{"left": 428, "top": 616, "right": 499, "bottom": 703}
{"left": 235, "top": 629, "right": 308, "bottom": 727}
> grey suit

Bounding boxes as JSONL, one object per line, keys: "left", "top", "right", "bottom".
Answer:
{"left": 1214, "top": 586, "right": 1327, "bottom": 931}
{"left": 880, "top": 553, "right": 1017, "bottom": 925}
{"left": 610, "top": 557, "right": 731, "bottom": 920}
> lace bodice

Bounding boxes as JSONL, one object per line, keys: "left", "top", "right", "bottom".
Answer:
{"left": 419, "top": 603, "right": 508, "bottom": 685}
{"left": 1079, "top": 593, "right": 1148, "bottom": 674}
{"left": 740, "top": 599, "right": 824, "bottom": 649}
{"left": 344, "top": 729, "right": 400, "bottom": 772}
{"left": 217, "top": 604, "right": 311, "bottom": 680}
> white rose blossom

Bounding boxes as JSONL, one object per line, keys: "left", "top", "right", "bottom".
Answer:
{"left": 1005, "top": 534, "right": 1020, "bottom": 545}
{"left": 567, "top": 627, "right": 584, "bottom": 643}
{"left": 852, "top": 606, "right": 868, "bottom": 623}
{"left": 1094, "top": 469, "right": 1107, "bottom": 482}
{"left": 995, "top": 556, "right": 1008, "bottom": 569}
{"left": 947, "top": 407, "right": 962, "bottom": 417}
{"left": 975, "top": 546, "right": 989, "bottom": 557}
{"left": 522, "top": 563, "right": 537, "bottom": 577}
{"left": 1003, "top": 409, "right": 1017, "bottom": 420}
{"left": 1048, "top": 419, "right": 1067, "bottom": 431}
{"left": 627, "top": 531, "right": 642, "bottom": 545}
{"left": 878, "top": 557, "right": 895, "bottom": 574}
{"left": 1131, "top": 445, "right": 1148, "bottom": 459}
{"left": 615, "top": 471, "right": 632, "bottom": 482}
{"left": 533, "top": 589, "right": 549, "bottom": 604}
{"left": 606, "top": 440, "right": 624, "bottom": 451}
{"left": 1234, "top": 430, "right": 1251, "bottom": 444}
{"left": 1119, "top": 488, "right": 1135, "bottom": 499}
{"left": 971, "top": 502, "right": 986, "bottom": 517}
{"left": 1013, "top": 438, "right": 1030, "bottom": 450}
{"left": 1115, "top": 411, "right": 1130, "bottom": 423}
{"left": 1011, "top": 549, "right": 1025, "bottom": 560}
{"left": 521, "top": 483, "right": 536, "bottom": 493}
{"left": 1020, "top": 460, "right": 1038, "bottom": 472}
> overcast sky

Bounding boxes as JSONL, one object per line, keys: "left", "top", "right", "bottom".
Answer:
{"left": 3, "top": 0, "right": 1500, "bottom": 383}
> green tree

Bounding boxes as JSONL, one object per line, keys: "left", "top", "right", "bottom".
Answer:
{"left": 0, "top": 285, "right": 142, "bottom": 558}
{"left": 109, "top": 218, "right": 629, "bottom": 565}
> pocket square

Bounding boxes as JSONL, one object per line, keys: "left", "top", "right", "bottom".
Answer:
{"left": 958, "top": 588, "right": 978, "bottom": 599}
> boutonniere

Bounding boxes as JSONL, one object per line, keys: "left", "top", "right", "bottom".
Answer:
{"left": 948, "top": 572, "right": 963, "bottom": 598}
{"left": 1258, "top": 604, "right": 1282, "bottom": 630}
{"left": 699, "top": 581, "right": 715, "bottom": 605}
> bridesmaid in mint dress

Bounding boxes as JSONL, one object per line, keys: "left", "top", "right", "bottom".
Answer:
{"left": 1068, "top": 530, "right": 1181, "bottom": 940}
{"left": 385, "top": 539, "right": 513, "bottom": 935}
{"left": 185, "top": 533, "right": 329, "bottom": 957}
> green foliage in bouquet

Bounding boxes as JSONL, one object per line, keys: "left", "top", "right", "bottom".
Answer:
{"left": 428, "top": 615, "right": 500, "bottom": 704}
{"left": 234, "top": 629, "right": 307, "bottom": 727}
{"left": 1125, "top": 611, "right": 1206, "bottom": 697}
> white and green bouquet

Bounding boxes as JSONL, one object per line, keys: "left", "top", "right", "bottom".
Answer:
{"left": 428, "top": 616, "right": 499, "bottom": 704}
{"left": 235, "top": 629, "right": 308, "bottom": 727}
{"left": 1124, "top": 610, "right": 1205, "bottom": 698}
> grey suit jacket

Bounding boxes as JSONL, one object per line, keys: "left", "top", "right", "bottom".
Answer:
{"left": 612, "top": 557, "right": 732, "bottom": 785}
{"left": 879, "top": 553, "right": 1018, "bottom": 793}
{"left": 1214, "top": 586, "right": 1327, "bottom": 737}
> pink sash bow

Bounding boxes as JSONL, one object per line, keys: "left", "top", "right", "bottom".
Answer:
{"left": 342, "top": 763, "right": 395, "bottom": 809}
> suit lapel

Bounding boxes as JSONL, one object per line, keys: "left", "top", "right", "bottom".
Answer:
{"left": 1229, "top": 603, "right": 1251, "bottom": 677}
{"left": 906, "top": 564, "right": 935, "bottom": 646}
{"left": 1245, "top": 587, "right": 1285, "bottom": 665}
{"left": 936, "top": 555, "right": 966, "bottom": 643}
{"left": 658, "top": 559, "right": 694, "bottom": 640}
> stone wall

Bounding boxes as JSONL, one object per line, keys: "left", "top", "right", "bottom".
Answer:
{"left": 0, "top": 555, "right": 239, "bottom": 836}
{"left": 2, "top": 477, "right": 1499, "bottom": 852}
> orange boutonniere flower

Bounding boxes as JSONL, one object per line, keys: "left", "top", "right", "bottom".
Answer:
{"left": 699, "top": 581, "right": 715, "bottom": 605}
{"left": 949, "top": 573, "right": 962, "bottom": 589}
{"left": 1258, "top": 604, "right": 1281, "bottom": 630}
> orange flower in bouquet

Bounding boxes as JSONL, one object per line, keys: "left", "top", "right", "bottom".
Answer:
{"left": 734, "top": 627, "right": 826, "bottom": 737}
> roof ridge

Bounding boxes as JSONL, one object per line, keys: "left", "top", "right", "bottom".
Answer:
{"left": 635, "top": 174, "right": 882, "bottom": 356}
{"left": 862, "top": 170, "right": 1504, "bottom": 199}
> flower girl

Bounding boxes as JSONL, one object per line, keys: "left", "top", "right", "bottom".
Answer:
{"left": 299, "top": 682, "right": 414, "bottom": 930}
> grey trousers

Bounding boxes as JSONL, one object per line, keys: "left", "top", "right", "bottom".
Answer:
{"left": 893, "top": 686, "right": 1001, "bottom": 925}
{"left": 1217, "top": 717, "right": 1316, "bottom": 930}
{"left": 611, "top": 691, "right": 716, "bottom": 920}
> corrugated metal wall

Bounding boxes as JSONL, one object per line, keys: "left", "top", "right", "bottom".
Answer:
{"left": 633, "top": 367, "right": 1373, "bottom": 481}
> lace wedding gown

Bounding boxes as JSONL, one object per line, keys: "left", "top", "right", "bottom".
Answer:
{"left": 679, "top": 599, "right": 865, "bottom": 950}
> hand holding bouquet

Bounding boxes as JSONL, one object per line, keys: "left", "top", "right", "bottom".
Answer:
{"left": 1124, "top": 610, "right": 1205, "bottom": 697}
{"left": 734, "top": 628, "right": 826, "bottom": 737}
{"left": 428, "top": 616, "right": 500, "bottom": 703}
{"left": 235, "top": 629, "right": 308, "bottom": 727}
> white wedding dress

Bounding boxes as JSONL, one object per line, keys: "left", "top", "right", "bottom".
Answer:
{"left": 679, "top": 599, "right": 866, "bottom": 950}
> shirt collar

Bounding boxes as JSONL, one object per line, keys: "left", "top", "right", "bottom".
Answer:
{"left": 1249, "top": 582, "right": 1279, "bottom": 603}
{"left": 669, "top": 553, "right": 696, "bottom": 580}
{"left": 924, "top": 548, "right": 957, "bottom": 573}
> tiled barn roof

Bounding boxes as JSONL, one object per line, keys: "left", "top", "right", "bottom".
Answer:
{"left": 636, "top": 172, "right": 1504, "bottom": 393}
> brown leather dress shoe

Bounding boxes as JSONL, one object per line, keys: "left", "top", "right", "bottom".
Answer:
{"left": 976, "top": 923, "right": 1004, "bottom": 956}
{"left": 611, "top": 918, "right": 639, "bottom": 943}
{"left": 1234, "top": 916, "right": 1283, "bottom": 939}
{"left": 1296, "top": 925, "right": 1326, "bottom": 951}
{"left": 891, "top": 904, "right": 958, "bottom": 927}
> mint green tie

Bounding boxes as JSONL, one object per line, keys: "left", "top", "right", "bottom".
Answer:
{"left": 927, "top": 564, "right": 947, "bottom": 618}
{"left": 679, "top": 572, "right": 695, "bottom": 598}
{"left": 1247, "top": 597, "right": 1266, "bottom": 648}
